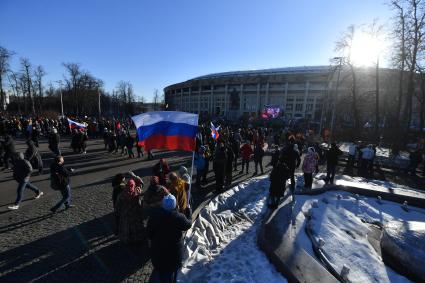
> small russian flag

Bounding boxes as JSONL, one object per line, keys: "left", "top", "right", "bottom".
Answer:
{"left": 210, "top": 122, "right": 220, "bottom": 141}
{"left": 67, "top": 118, "right": 87, "bottom": 130}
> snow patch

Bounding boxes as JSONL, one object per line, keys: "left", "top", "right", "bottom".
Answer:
{"left": 293, "top": 191, "right": 425, "bottom": 282}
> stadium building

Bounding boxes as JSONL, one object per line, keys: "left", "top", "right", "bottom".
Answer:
{"left": 164, "top": 66, "right": 420, "bottom": 126}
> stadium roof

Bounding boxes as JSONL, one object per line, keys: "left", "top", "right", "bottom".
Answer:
{"left": 191, "top": 66, "right": 331, "bottom": 80}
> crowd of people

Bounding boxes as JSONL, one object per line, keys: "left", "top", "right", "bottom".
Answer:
{"left": 1, "top": 113, "right": 424, "bottom": 283}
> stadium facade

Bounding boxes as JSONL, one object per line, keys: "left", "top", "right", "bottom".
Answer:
{"left": 164, "top": 66, "right": 415, "bottom": 124}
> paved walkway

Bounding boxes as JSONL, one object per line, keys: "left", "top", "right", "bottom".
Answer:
{"left": 0, "top": 156, "right": 272, "bottom": 283}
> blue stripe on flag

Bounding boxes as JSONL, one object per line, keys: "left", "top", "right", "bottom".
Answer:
{"left": 137, "top": 121, "right": 198, "bottom": 142}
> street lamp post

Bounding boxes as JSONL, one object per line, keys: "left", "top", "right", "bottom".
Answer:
{"left": 330, "top": 57, "right": 343, "bottom": 143}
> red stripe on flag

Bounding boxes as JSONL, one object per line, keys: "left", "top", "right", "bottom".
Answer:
{"left": 142, "top": 135, "right": 195, "bottom": 152}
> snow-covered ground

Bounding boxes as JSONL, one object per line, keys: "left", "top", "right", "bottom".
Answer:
{"left": 179, "top": 171, "right": 424, "bottom": 282}
{"left": 179, "top": 176, "right": 287, "bottom": 283}
{"left": 292, "top": 191, "right": 425, "bottom": 282}
{"left": 337, "top": 142, "right": 410, "bottom": 168}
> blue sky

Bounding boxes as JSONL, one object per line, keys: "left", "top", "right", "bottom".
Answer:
{"left": 0, "top": 0, "right": 393, "bottom": 101}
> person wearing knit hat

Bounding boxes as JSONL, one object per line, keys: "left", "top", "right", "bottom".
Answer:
{"left": 147, "top": 193, "right": 192, "bottom": 282}
{"left": 161, "top": 193, "right": 177, "bottom": 211}
{"left": 114, "top": 178, "right": 144, "bottom": 244}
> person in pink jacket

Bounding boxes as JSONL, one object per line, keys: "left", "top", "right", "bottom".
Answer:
{"left": 302, "top": 147, "right": 318, "bottom": 189}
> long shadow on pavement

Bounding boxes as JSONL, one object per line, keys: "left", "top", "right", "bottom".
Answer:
{"left": 0, "top": 212, "right": 150, "bottom": 283}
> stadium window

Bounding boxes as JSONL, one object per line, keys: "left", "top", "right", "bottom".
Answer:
{"left": 306, "top": 104, "right": 313, "bottom": 111}
{"left": 286, "top": 104, "right": 293, "bottom": 111}
{"left": 295, "top": 103, "right": 303, "bottom": 111}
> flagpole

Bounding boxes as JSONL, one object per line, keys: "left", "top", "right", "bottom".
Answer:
{"left": 188, "top": 150, "right": 195, "bottom": 209}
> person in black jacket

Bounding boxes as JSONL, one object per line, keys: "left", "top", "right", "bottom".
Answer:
{"left": 147, "top": 194, "right": 192, "bottom": 283}
{"left": 253, "top": 144, "right": 265, "bottom": 175}
{"left": 325, "top": 143, "right": 343, "bottom": 185}
{"left": 280, "top": 141, "right": 301, "bottom": 193}
{"left": 126, "top": 133, "right": 135, "bottom": 158}
{"left": 25, "top": 140, "right": 43, "bottom": 174}
{"left": 50, "top": 156, "right": 74, "bottom": 212}
{"left": 269, "top": 160, "right": 289, "bottom": 209}
{"left": 48, "top": 128, "right": 61, "bottom": 156}
{"left": 213, "top": 143, "right": 227, "bottom": 193}
{"left": 225, "top": 144, "right": 234, "bottom": 186}
{"left": 3, "top": 134, "right": 16, "bottom": 170}
{"left": 8, "top": 152, "right": 43, "bottom": 210}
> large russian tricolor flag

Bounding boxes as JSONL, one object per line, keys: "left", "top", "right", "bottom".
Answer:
{"left": 131, "top": 111, "right": 198, "bottom": 152}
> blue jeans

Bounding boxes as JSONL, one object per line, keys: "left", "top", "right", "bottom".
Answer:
{"left": 51, "top": 185, "right": 71, "bottom": 211}
{"left": 15, "top": 180, "right": 40, "bottom": 205}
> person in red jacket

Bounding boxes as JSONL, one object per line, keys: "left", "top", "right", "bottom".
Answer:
{"left": 240, "top": 141, "right": 253, "bottom": 174}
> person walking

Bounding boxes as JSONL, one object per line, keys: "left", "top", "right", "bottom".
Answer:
{"left": 147, "top": 194, "right": 192, "bottom": 283}
{"left": 3, "top": 134, "right": 16, "bottom": 170}
{"left": 240, "top": 140, "right": 253, "bottom": 174}
{"left": 361, "top": 145, "right": 375, "bottom": 175}
{"left": 50, "top": 156, "right": 74, "bottom": 212}
{"left": 48, "top": 128, "right": 61, "bottom": 156}
{"left": 302, "top": 147, "right": 318, "bottom": 190}
{"left": 8, "top": 153, "right": 43, "bottom": 210}
{"left": 25, "top": 140, "right": 43, "bottom": 174}
{"left": 325, "top": 143, "right": 342, "bottom": 185}
{"left": 126, "top": 133, "right": 135, "bottom": 158}
{"left": 253, "top": 144, "right": 264, "bottom": 175}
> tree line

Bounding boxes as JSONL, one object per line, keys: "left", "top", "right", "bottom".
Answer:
{"left": 0, "top": 50, "right": 156, "bottom": 117}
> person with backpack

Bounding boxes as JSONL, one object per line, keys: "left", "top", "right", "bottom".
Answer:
{"left": 8, "top": 152, "right": 43, "bottom": 210}
{"left": 25, "top": 140, "right": 43, "bottom": 174}
{"left": 50, "top": 155, "right": 74, "bottom": 213}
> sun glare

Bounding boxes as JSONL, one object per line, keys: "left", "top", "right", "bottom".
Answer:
{"left": 350, "top": 32, "right": 382, "bottom": 66}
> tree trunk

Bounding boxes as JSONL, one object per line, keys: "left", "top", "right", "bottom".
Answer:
{"left": 350, "top": 64, "right": 360, "bottom": 131}
{"left": 375, "top": 59, "right": 380, "bottom": 140}
{"left": 0, "top": 75, "right": 3, "bottom": 110}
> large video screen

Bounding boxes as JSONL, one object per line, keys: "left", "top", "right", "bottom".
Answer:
{"left": 261, "top": 105, "right": 281, "bottom": 119}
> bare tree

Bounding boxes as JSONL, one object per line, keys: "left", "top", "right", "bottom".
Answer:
{"left": 33, "top": 65, "right": 46, "bottom": 113}
{"left": 335, "top": 25, "right": 361, "bottom": 131}
{"left": 391, "top": 0, "right": 408, "bottom": 125}
{"left": 20, "top": 57, "right": 36, "bottom": 114}
{"left": 7, "top": 71, "right": 21, "bottom": 113}
{"left": 153, "top": 89, "right": 160, "bottom": 111}
{"left": 0, "top": 46, "right": 14, "bottom": 110}
{"left": 401, "top": 0, "right": 425, "bottom": 130}
{"left": 63, "top": 62, "right": 82, "bottom": 115}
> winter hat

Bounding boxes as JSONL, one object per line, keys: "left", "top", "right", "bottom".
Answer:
{"left": 179, "top": 166, "right": 188, "bottom": 176}
{"left": 162, "top": 194, "right": 176, "bottom": 211}
{"left": 308, "top": 147, "right": 315, "bottom": 153}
